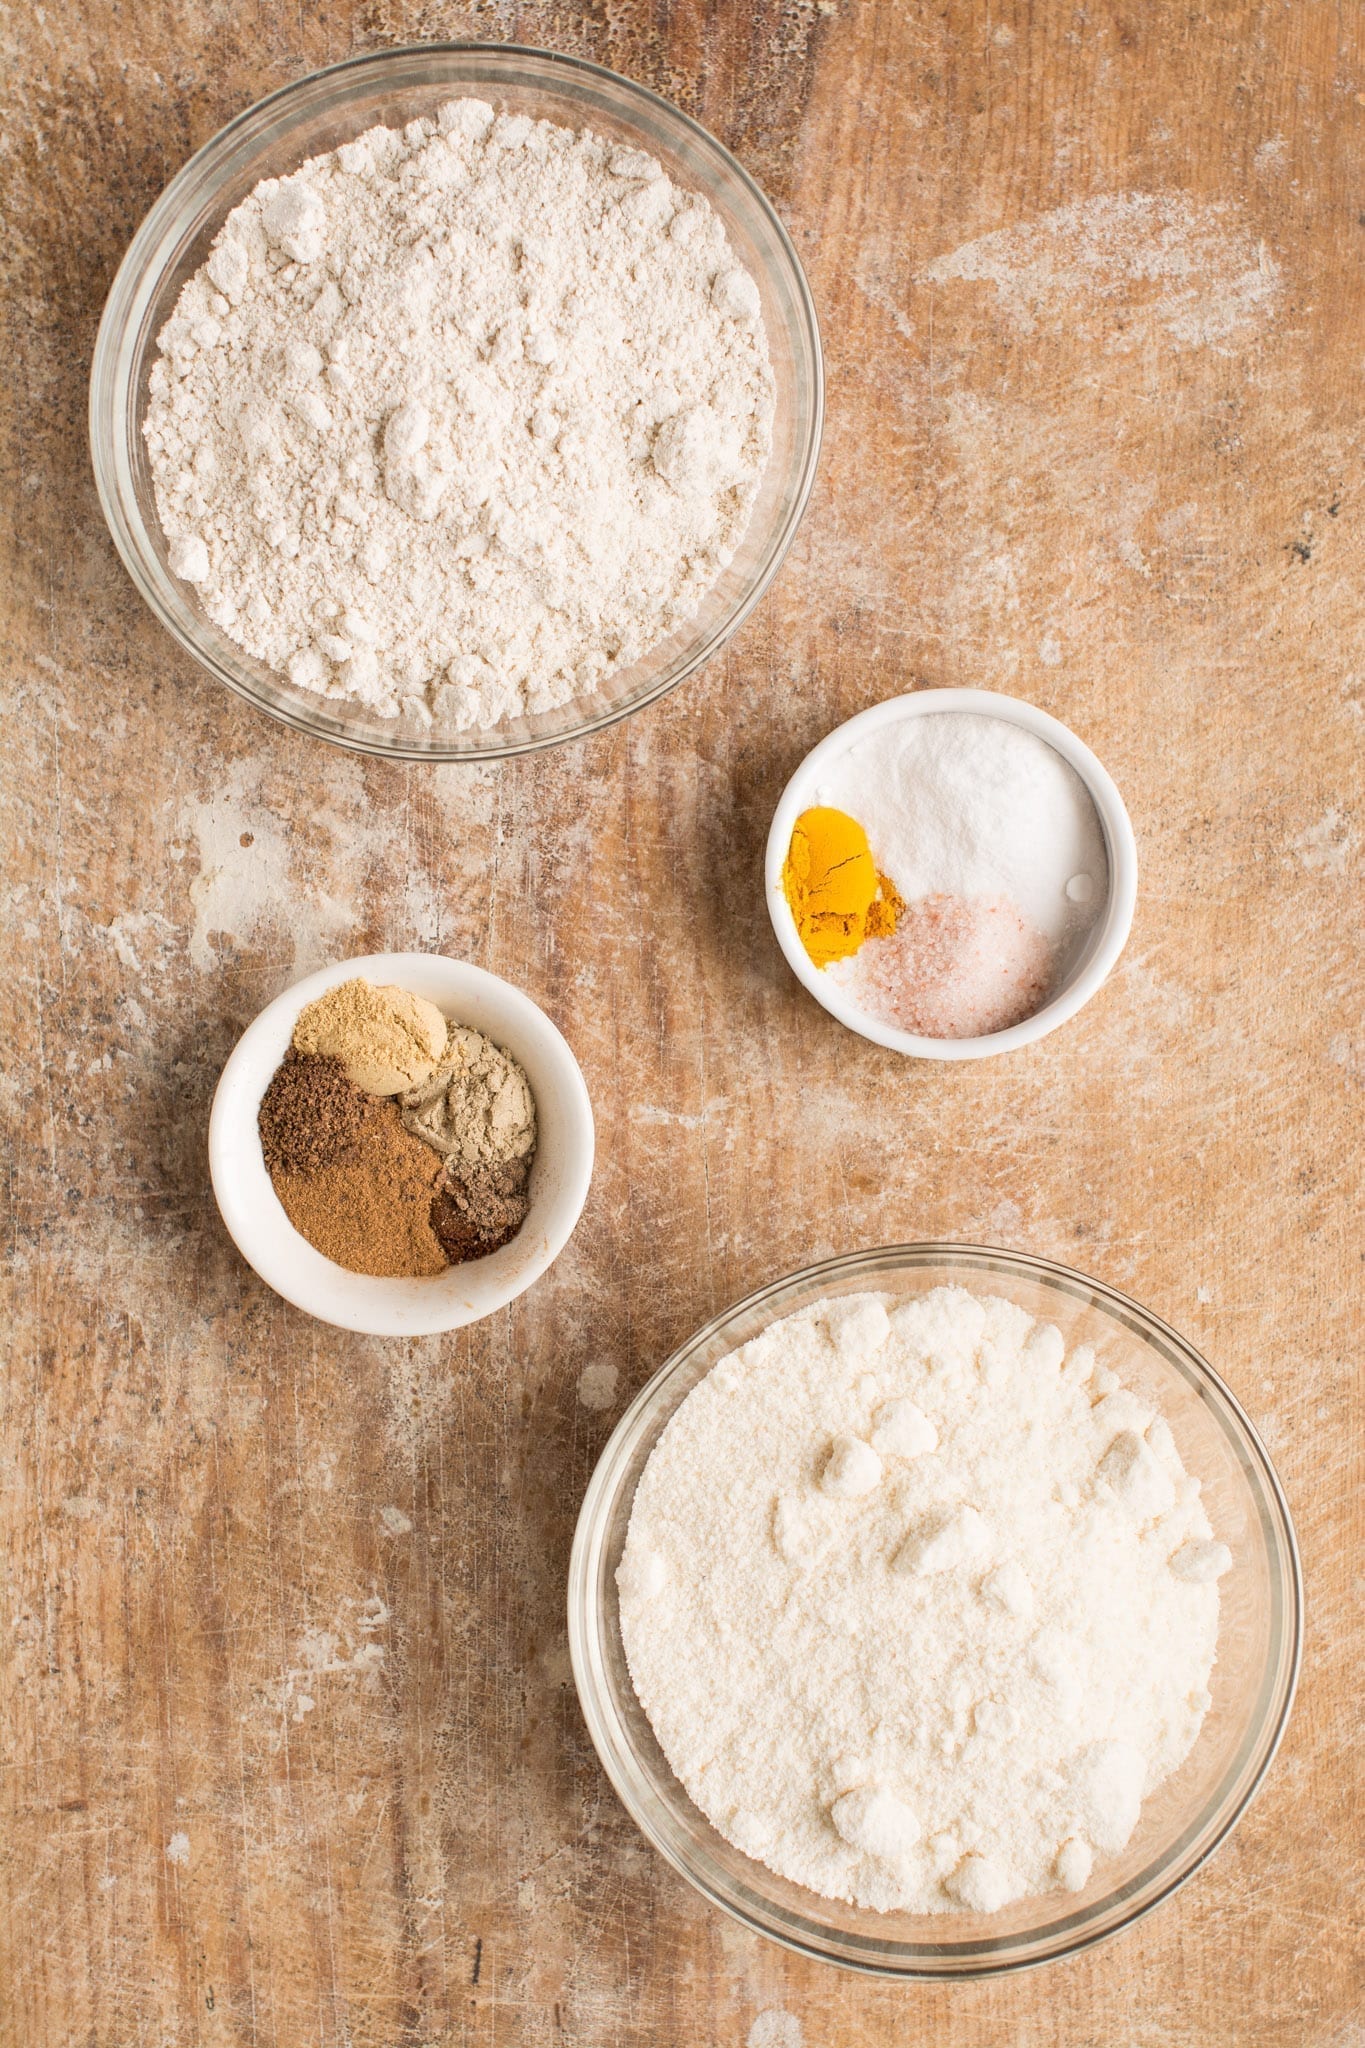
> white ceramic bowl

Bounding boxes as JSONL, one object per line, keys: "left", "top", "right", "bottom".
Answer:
{"left": 209, "top": 952, "right": 594, "bottom": 1333}
{"left": 765, "top": 689, "right": 1138, "bottom": 1060}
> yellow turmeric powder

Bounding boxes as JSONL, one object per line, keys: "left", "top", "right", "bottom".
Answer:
{"left": 781, "top": 807, "right": 904, "bottom": 968}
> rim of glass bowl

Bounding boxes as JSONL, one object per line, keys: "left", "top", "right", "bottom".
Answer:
{"left": 89, "top": 43, "right": 825, "bottom": 762}
{"left": 568, "top": 1242, "right": 1303, "bottom": 1978}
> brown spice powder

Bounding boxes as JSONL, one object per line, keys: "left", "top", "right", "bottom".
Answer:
{"left": 430, "top": 1158, "right": 532, "bottom": 1264}
{"left": 261, "top": 1050, "right": 450, "bottom": 1277}
{"left": 259, "top": 1049, "right": 378, "bottom": 1176}
{"left": 272, "top": 1096, "right": 449, "bottom": 1277}
{"left": 259, "top": 1038, "right": 537, "bottom": 1279}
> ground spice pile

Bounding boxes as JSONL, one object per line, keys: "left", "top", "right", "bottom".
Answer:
{"left": 400, "top": 1024, "right": 537, "bottom": 1263}
{"left": 257, "top": 980, "right": 537, "bottom": 1277}
{"left": 781, "top": 807, "right": 903, "bottom": 967}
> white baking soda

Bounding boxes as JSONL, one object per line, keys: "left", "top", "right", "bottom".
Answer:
{"left": 815, "top": 712, "right": 1110, "bottom": 1038}
{"left": 618, "top": 1287, "right": 1226, "bottom": 1915}
{"left": 816, "top": 713, "right": 1107, "bottom": 947}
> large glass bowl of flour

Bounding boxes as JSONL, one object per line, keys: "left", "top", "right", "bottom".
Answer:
{"left": 90, "top": 45, "right": 822, "bottom": 760}
{"left": 569, "top": 1244, "right": 1301, "bottom": 1976}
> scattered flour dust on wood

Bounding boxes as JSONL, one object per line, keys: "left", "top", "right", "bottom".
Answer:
{"left": 577, "top": 1360, "right": 620, "bottom": 1412}
{"left": 618, "top": 1287, "right": 1228, "bottom": 1914}
{"left": 172, "top": 750, "right": 480, "bottom": 974}
{"left": 922, "top": 193, "right": 1280, "bottom": 351}
{"left": 748, "top": 2012, "right": 803, "bottom": 2048}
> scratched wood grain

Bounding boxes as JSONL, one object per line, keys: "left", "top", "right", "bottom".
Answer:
{"left": 2, "top": 1, "right": 1362, "bottom": 2043}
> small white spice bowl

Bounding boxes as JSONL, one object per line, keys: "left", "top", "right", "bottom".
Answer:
{"left": 209, "top": 952, "right": 594, "bottom": 1334}
{"left": 765, "top": 688, "right": 1139, "bottom": 1060}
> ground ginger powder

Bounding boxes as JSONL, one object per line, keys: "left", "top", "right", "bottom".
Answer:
{"left": 293, "top": 978, "right": 448, "bottom": 1096}
{"left": 782, "top": 807, "right": 903, "bottom": 967}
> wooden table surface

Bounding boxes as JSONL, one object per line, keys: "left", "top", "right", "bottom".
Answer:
{"left": 3, "top": 2, "right": 1362, "bottom": 2042}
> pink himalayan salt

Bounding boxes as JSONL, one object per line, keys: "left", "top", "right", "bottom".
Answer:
{"left": 837, "top": 892, "right": 1056, "bottom": 1039}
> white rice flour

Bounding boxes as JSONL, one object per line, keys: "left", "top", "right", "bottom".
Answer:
{"left": 619, "top": 1287, "right": 1228, "bottom": 1914}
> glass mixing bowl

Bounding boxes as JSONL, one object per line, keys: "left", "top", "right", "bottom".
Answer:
{"left": 568, "top": 1244, "right": 1301, "bottom": 1976}
{"left": 89, "top": 44, "right": 823, "bottom": 761}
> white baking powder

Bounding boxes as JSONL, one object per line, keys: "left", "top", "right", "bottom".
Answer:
{"left": 816, "top": 713, "right": 1107, "bottom": 946}
{"left": 145, "top": 102, "right": 773, "bottom": 727}
{"left": 619, "top": 1287, "right": 1226, "bottom": 1915}
{"left": 818, "top": 711, "right": 1109, "bottom": 1036}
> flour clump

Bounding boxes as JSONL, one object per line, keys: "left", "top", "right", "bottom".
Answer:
{"left": 144, "top": 103, "right": 774, "bottom": 729}
{"left": 618, "top": 1286, "right": 1226, "bottom": 1915}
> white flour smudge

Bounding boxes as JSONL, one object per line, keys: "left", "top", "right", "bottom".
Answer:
{"left": 577, "top": 1361, "right": 619, "bottom": 1413}
{"left": 164, "top": 1832, "right": 191, "bottom": 1867}
{"left": 174, "top": 755, "right": 499, "bottom": 974}
{"left": 923, "top": 193, "right": 1280, "bottom": 352}
{"left": 748, "top": 2012, "right": 803, "bottom": 2048}
{"left": 1294, "top": 808, "right": 1357, "bottom": 876}
{"left": 382, "top": 1337, "right": 464, "bottom": 1456}
{"left": 274, "top": 1598, "right": 389, "bottom": 1733}
{"left": 97, "top": 909, "right": 179, "bottom": 975}
{"left": 177, "top": 759, "right": 357, "bottom": 973}
{"left": 853, "top": 230, "right": 919, "bottom": 343}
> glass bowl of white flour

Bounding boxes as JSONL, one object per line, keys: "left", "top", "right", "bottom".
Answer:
{"left": 569, "top": 1244, "right": 1300, "bottom": 1976}
{"left": 90, "top": 45, "right": 822, "bottom": 759}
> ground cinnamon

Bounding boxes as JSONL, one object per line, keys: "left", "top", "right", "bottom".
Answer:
{"left": 260, "top": 1049, "right": 448, "bottom": 1276}
{"left": 271, "top": 1103, "right": 448, "bottom": 1277}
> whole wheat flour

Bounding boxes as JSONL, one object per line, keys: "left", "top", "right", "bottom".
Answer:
{"left": 618, "top": 1287, "right": 1229, "bottom": 1914}
{"left": 144, "top": 101, "right": 774, "bottom": 727}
